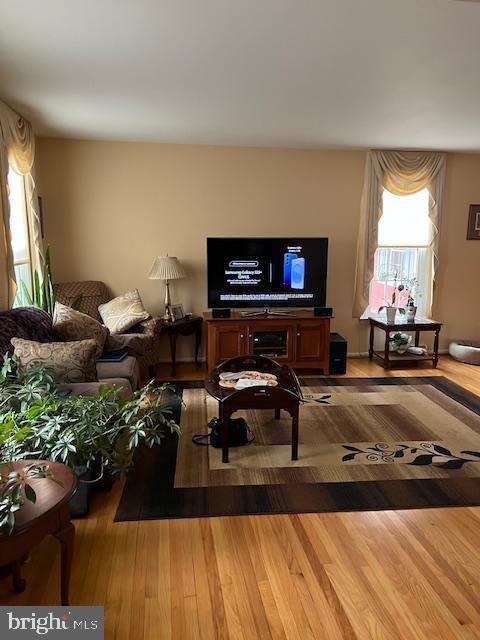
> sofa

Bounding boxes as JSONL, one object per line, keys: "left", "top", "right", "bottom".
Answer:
{"left": 0, "top": 307, "right": 139, "bottom": 397}
{"left": 53, "top": 280, "right": 163, "bottom": 377}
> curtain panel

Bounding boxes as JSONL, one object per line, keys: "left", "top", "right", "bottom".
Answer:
{"left": 352, "top": 150, "right": 447, "bottom": 319}
{"left": 0, "top": 100, "right": 42, "bottom": 310}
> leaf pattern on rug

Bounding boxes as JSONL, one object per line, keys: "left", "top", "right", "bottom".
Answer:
{"left": 341, "top": 442, "right": 480, "bottom": 469}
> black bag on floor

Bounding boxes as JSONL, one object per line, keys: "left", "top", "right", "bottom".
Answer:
{"left": 192, "top": 417, "right": 254, "bottom": 448}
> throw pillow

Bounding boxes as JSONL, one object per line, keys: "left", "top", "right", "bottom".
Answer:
{"left": 98, "top": 289, "right": 150, "bottom": 334}
{"left": 53, "top": 302, "right": 109, "bottom": 358}
{"left": 0, "top": 308, "right": 56, "bottom": 357}
{"left": 11, "top": 337, "right": 98, "bottom": 383}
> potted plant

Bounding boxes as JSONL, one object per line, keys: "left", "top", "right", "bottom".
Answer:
{"left": 390, "top": 331, "right": 412, "bottom": 354}
{"left": 378, "top": 275, "right": 407, "bottom": 324}
{"left": 0, "top": 354, "right": 181, "bottom": 516}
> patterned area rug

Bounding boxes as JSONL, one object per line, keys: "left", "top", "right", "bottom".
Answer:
{"left": 115, "top": 377, "right": 480, "bottom": 521}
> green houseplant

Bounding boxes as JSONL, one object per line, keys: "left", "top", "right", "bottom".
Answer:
{"left": 378, "top": 274, "right": 420, "bottom": 324}
{"left": 20, "top": 245, "right": 54, "bottom": 316}
{"left": 0, "top": 354, "right": 181, "bottom": 522}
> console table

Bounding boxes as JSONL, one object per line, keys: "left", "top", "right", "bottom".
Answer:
{"left": 159, "top": 315, "right": 203, "bottom": 377}
{"left": 204, "top": 310, "right": 332, "bottom": 373}
{"left": 368, "top": 317, "right": 442, "bottom": 369}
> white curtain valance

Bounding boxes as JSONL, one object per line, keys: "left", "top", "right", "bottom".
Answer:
{"left": 0, "top": 100, "right": 35, "bottom": 174}
{"left": 353, "top": 150, "right": 447, "bottom": 319}
{"left": 0, "top": 100, "right": 40, "bottom": 310}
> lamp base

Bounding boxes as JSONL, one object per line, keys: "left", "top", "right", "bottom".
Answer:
{"left": 164, "top": 281, "right": 171, "bottom": 321}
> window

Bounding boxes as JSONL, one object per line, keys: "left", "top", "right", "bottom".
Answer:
{"left": 369, "top": 188, "right": 432, "bottom": 317}
{"left": 7, "top": 166, "right": 32, "bottom": 306}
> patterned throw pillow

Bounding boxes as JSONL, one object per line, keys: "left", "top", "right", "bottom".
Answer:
{"left": 98, "top": 289, "right": 150, "bottom": 334}
{"left": 53, "top": 302, "right": 109, "bottom": 358}
{"left": 11, "top": 337, "right": 98, "bottom": 383}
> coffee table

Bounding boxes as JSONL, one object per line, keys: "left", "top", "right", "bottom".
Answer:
{"left": 205, "top": 355, "right": 303, "bottom": 463}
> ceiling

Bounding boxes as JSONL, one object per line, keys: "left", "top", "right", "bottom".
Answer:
{"left": 1, "top": 0, "right": 480, "bottom": 150}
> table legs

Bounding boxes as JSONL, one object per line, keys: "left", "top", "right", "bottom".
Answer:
{"left": 55, "top": 522, "right": 75, "bottom": 606}
{"left": 291, "top": 408, "right": 299, "bottom": 461}
{"left": 433, "top": 330, "right": 440, "bottom": 368}
{"left": 219, "top": 404, "right": 230, "bottom": 464}
{"left": 168, "top": 334, "right": 177, "bottom": 378}
{"left": 368, "top": 324, "right": 374, "bottom": 361}
{"left": 195, "top": 327, "right": 202, "bottom": 366}
{"left": 384, "top": 329, "right": 391, "bottom": 368}
{"left": 220, "top": 404, "right": 299, "bottom": 463}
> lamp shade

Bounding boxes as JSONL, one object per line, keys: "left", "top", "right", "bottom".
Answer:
{"left": 147, "top": 256, "right": 186, "bottom": 280}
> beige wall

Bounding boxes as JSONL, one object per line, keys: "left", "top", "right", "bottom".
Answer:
{"left": 37, "top": 138, "right": 480, "bottom": 358}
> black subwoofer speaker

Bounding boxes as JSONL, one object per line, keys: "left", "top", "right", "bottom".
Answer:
{"left": 330, "top": 332, "right": 347, "bottom": 374}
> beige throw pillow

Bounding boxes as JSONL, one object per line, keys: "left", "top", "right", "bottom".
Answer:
{"left": 11, "top": 337, "right": 98, "bottom": 383}
{"left": 53, "top": 302, "right": 109, "bottom": 358}
{"left": 98, "top": 289, "right": 150, "bottom": 334}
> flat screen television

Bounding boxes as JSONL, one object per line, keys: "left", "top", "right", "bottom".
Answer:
{"left": 207, "top": 237, "right": 328, "bottom": 309}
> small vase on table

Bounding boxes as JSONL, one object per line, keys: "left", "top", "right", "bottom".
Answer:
{"left": 385, "top": 307, "right": 397, "bottom": 324}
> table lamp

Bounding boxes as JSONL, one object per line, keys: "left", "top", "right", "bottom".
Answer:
{"left": 148, "top": 255, "right": 186, "bottom": 320}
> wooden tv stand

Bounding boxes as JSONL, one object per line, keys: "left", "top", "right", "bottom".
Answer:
{"left": 204, "top": 310, "right": 332, "bottom": 373}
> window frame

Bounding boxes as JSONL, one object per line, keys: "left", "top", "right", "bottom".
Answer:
{"left": 367, "top": 187, "right": 433, "bottom": 319}
{"left": 7, "top": 167, "right": 34, "bottom": 305}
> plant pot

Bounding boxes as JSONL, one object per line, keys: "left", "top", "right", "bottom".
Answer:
{"left": 90, "top": 456, "right": 114, "bottom": 493}
{"left": 69, "top": 465, "right": 91, "bottom": 517}
{"left": 385, "top": 307, "right": 397, "bottom": 324}
{"left": 406, "top": 305, "right": 417, "bottom": 323}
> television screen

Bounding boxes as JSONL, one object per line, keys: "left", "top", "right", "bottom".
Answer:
{"left": 207, "top": 237, "right": 328, "bottom": 309}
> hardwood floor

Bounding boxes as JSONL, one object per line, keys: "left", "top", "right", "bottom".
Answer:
{"left": 1, "top": 356, "right": 480, "bottom": 640}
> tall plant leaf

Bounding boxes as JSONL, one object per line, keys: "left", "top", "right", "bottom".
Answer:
{"left": 33, "top": 270, "right": 41, "bottom": 307}
{"left": 20, "top": 281, "right": 33, "bottom": 306}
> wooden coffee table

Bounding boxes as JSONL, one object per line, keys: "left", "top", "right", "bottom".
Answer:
{"left": 0, "top": 460, "right": 78, "bottom": 605}
{"left": 205, "top": 355, "right": 303, "bottom": 463}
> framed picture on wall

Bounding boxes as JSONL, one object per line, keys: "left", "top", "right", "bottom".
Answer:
{"left": 467, "top": 204, "right": 480, "bottom": 239}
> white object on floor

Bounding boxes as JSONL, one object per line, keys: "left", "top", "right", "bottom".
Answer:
{"left": 449, "top": 341, "right": 480, "bottom": 365}
{"left": 406, "top": 346, "right": 428, "bottom": 355}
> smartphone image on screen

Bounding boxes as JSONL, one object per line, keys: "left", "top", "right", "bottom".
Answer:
{"left": 291, "top": 257, "right": 305, "bottom": 289}
{"left": 283, "top": 253, "right": 297, "bottom": 285}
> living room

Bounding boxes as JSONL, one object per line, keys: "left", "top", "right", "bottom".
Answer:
{"left": 1, "top": 1, "right": 480, "bottom": 639}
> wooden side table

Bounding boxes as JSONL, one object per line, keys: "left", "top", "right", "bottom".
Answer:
{"left": 368, "top": 317, "right": 442, "bottom": 369}
{"left": 159, "top": 316, "right": 203, "bottom": 377}
{"left": 0, "top": 460, "right": 77, "bottom": 605}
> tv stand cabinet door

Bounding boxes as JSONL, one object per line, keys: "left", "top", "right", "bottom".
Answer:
{"left": 208, "top": 323, "right": 247, "bottom": 369}
{"left": 295, "top": 320, "right": 330, "bottom": 369}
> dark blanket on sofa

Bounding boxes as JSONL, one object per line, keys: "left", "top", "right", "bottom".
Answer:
{"left": 0, "top": 307, "right": 56, "bottom": 357}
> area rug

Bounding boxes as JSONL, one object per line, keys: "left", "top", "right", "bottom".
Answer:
{"left": 115, "top": 377, "right": 480, "bottom": 521}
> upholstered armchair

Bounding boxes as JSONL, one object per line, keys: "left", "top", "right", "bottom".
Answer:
{"left": 53, "top": 281, "right": 163, "bottom": 376}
